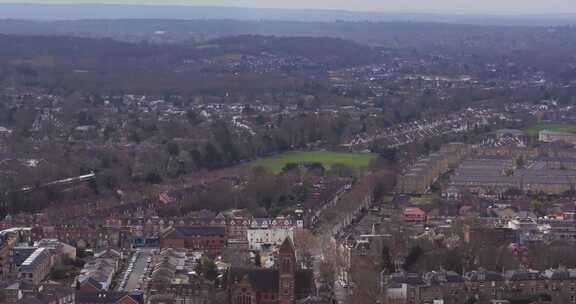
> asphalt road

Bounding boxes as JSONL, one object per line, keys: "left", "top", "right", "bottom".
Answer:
{"left": 125, "top": 249, "right": 153, "bottom": 291}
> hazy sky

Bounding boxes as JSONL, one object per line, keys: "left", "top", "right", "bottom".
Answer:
{"left": 3, "top": 0, "right": 576, "bottom": 14}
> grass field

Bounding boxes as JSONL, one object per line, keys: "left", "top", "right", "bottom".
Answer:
{"left": 247, "top": 151, "right": 378, "bottom": 173}
{"left": 382, "top": 195, "right": 394, "bottom": 204}
{"left": 525, "top": 123, "right": 576, "bottom": 135}
{"left": 409, "top": 195, "right": 435, "bottom": 206}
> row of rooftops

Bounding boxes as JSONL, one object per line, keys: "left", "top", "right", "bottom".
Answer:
{"left": 19, "top": 248, "right": 50, "bottom": 272}
{"left": 105, "top": 213, "right": 298, "bottom": 228}
{"left": 452, "top": 171, "right": 576, "bottom": 185}
{"left": 77, "top": 249, "right": 122, "bottom": 290}
{"left": 4, "top": 282, "right": 75, "bottom": 304}
{"left": 164, "top": 226, "right": 226, "bottom": 238}
{"left": 150, "top": 249, "right": 187, "bottom": 284}
{"left": 451, "top": 157, "right": 576, "bottom": 187}
{"left": 10, "top": 240, "right": 74, "bottom": 274}
{"left": 78, "top": 259, "right": 116, "bottom": 289}
{"left": 386, "top": 269, "right": 576, "bottom": 288}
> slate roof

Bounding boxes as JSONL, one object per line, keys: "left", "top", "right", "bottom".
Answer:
{"left": 20, "top": 248, "right": 51, "bottom": 272}
{"left": 11, "top": 247, "right": 38, "bottom": 267}
{"left": 229, "top": 268, "right": 279, "bottom": 292}
{"left": 80, "top": 277, "right": 103, "bottom": 290}
{"left": 424, "top": 271, "right": 464, "bottom": 284}
{"left": 151, "top": 267, "right": 176, "bottom": 283}
{"left": 148, "top": 294, "right": 176, "bottom": 304}
{"left": 79, "top": 258, "right": 116, "bottom": 289}
{"left": 94, "top": 249, "right": 122, "bottom": 259}
{"left": 228, "top": 267, "right": 314, "bottom": 296}
{"left": 505, "top": 270, "right": 544, "bottom": 281}
{"left": 543, "top": 269, "right": 576, "bottom": 281}
{"left": 76, "top": 291, "right": 141, "bottom": 304}
{"left": 386, "top": 273, "right": 425, "bottom": 288}
{"left": 165, "top": 226, "right": 226, "bottom": 237}
{"left": 13, "top": 284, "right": 74, "bottom": 304}
{"left": 464, "top": 270, "right": 504, "bottom": 282}
{"left": 297, "top": 296, "right": 332, "bottom": 304}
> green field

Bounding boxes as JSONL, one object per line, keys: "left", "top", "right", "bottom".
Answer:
{"left": 525, "top": 123, "right": 576, "bottom": 135}
{"left": 247, "top": 151, "right": 378, "bottom": 173}
{"left": 382, "top": 195, "right": 394, "bottom": 204}
{"left": 409, "top": 195, "right": 435, "bottom": 206}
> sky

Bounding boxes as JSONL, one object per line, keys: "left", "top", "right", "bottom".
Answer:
{"left": 2, "top": 0, "right": 576, "bottom": 14}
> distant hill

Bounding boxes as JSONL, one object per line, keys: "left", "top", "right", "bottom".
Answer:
{"left": 0, "top": 33, "right": 379, "bottom": 93}
{"left": 1, "top": 3, "right": 576, "bottom": 26}
{"left": 0, "top": 18, "right": 537, "bottom": 47}
{"left": 203, "top": 35, "right": 376, "bottom": 64}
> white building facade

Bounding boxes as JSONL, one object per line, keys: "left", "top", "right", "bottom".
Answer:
{"left": 247, "top": 217, "right": 295, "bottom": 251}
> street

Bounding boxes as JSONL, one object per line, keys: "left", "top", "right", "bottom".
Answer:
{"left": 122, "top": 249, "right": 154, "bottom": 291}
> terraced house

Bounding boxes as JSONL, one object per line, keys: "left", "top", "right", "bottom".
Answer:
{"left": 18, "top": 248, "right": 54, "bottom": 285}
{"left": 160, "top": 226, "right": 227, "bottom": 253}
{"left": 382, "top": 268, "right": 576, "bottom": 304}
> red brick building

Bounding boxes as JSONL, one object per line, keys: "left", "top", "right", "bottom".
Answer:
{"left": 228, "top": 238, "right": 315, "bottom": 304}
{"left": 464, "top": 225, "right": 518, "bottom": 247}
{"left": 160, "top": 226, "right": 227, "bottom": 252}
{"left": 227, "top": 216, "right": 251, "bottom": 241}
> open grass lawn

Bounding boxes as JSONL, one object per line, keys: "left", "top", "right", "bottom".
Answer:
{"left": 381, "top": 195, "right": 395, "bottom": 204}
{"left": 409, "top": 195, "right": 435, "bottom": 206}
{"left": 247, "top": 151, "right": 378, "bottom": 173}
{"left": 525, "top": 123, "right": 576, "bottom": 135}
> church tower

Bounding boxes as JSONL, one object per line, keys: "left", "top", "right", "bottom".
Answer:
{"left": 278, "top": 237, "right": 296, "bottom": 304}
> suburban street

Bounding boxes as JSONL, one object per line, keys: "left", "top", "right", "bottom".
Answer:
{"left": 124, "top": 249, "right": 154, "bottom": 291}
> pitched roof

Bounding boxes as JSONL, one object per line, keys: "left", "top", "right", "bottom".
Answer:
{"left": 20, "top": 248, "right": 51, "bottom": 272}
{"left": 386, "top": 273, "right": 425, "bottom": 288}
{"left": 149, "top": 294, "right": 176, "bottom": 304}
{"left": 424, "top": 271, "right": 464, "bottom": 284}
{"left": 76, "top": 291, "right": 140, "bottom": 304}
{"left": 543, "top": 269, "right": 576, "bottom": 281}
{"left": 94, "top": 249, "right": 122, "bottom": 259}
{"left": 229, "top": 268, "right": 279, "bottom": 292}
{"left": 11, "top": 247, "right": 39, "bottom": 267}
{"left": 24, "top": 285, "right": 76, "bottom": 304}
{"left": 80, "top": 277, "right": 103, "bottom": 290}
{"left": 228, "top": 267, "right": 314, "bottom": 298}
{"left": 165, "top": 226, "right": 226, "bottom": 238}
{"left": 279, "top": 237, "right": 295, "bottom": 255}
{"left": 404, "top": 208, "right": 426, "bottom": 216}
{"left": 297, "top": 296, "right": 332, "bottom": 304}
{"left": 505, "top": 270, "right": 544, "bottom": 281}
{"left": 464, "top": 270, "right": 504, "bottom": 282}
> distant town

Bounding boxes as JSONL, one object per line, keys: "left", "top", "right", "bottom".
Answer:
{"left": 4, "top": 5, "right": 576, "bottom": 304}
